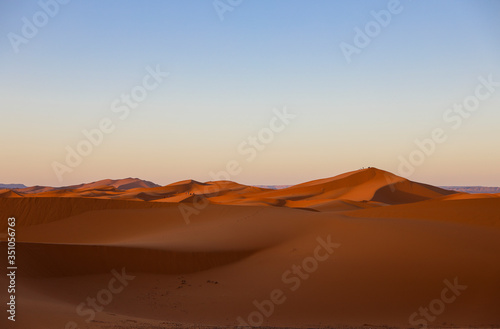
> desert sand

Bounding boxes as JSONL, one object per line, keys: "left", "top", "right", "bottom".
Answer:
{"left": 1, "top": 168, "right": 499, "bottom": 329}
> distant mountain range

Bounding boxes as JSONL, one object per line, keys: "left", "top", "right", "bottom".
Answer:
{"left": 0, "top": 184, "right": 27, "bottom": 189}
{"left": 440, "top": 186, "right": 500, "bottom": 194}
{"left": 253, "top": 185, "right": 292, "bottom": 190}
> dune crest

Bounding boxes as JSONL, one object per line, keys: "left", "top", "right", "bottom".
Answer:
{"left": 6, "top": 168, "right": 459, "bottom": 209}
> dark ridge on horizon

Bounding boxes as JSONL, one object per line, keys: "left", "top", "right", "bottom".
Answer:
{"left": 0, "top": 183, "right": 27, "bottom": 189}
{"left": 441, "top": 186, "right": 500, "bottom": 194}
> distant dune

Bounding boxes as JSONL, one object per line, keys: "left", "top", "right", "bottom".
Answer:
{"left": 0, "top": 189, "right": 23, "bottom": 198}
{"left": 14, "top": 177, "right": 160, "bottom": 195}
{"left": 1, "top": 168, "right": 499, "bottom": 329}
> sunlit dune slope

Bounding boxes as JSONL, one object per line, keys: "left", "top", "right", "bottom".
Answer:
{"left": 253, "top": 167, "right": 456, "bottom": 205}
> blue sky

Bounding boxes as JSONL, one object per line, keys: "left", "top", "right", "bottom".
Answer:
{"left": 1, "top": 0, "right": 499, "bottom": 186}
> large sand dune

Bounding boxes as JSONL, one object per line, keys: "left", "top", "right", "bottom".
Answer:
{"left": 1, "top": 168, "right": 499, "bottom": 329}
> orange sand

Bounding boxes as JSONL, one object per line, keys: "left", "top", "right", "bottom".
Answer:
{"left": 1, "top": 168, "right": 499, "bottom": 328}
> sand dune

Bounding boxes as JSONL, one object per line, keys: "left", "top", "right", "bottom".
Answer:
{"left": 285, "top": 198, "right": 385, "bottom": 212}
{"left": 1, "top": 168, "right": 499, "bottom": 329}
{"left": 0, "top": 197, "right": 174, "bottom": 231}
{"left": 348, "top": 196, "right": 500, "bottom": 227}
{"left": 15, "top": 178, "right": 159, "bottom": 195}
{"left": 255, "top": 168, "right": 456, "bottom": 205}
{"left": 16, "top": 185, "right": 55, "bottom": 194}
{"left": 438, "top": 192, "right": 500, "bottom": 201}
{"left": 5, "top": 168, "right": 456, "bottom": 208}
{"left": 0, "top": 189, "right": 23, "bottom": 198}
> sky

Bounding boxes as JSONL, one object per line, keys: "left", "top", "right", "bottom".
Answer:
{"left": 1, "top": 0, "right": 499, "bottom": 187}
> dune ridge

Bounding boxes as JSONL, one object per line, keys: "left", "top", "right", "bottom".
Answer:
{"left": 3, "top": 168, "right": 457, "bottom": 209}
